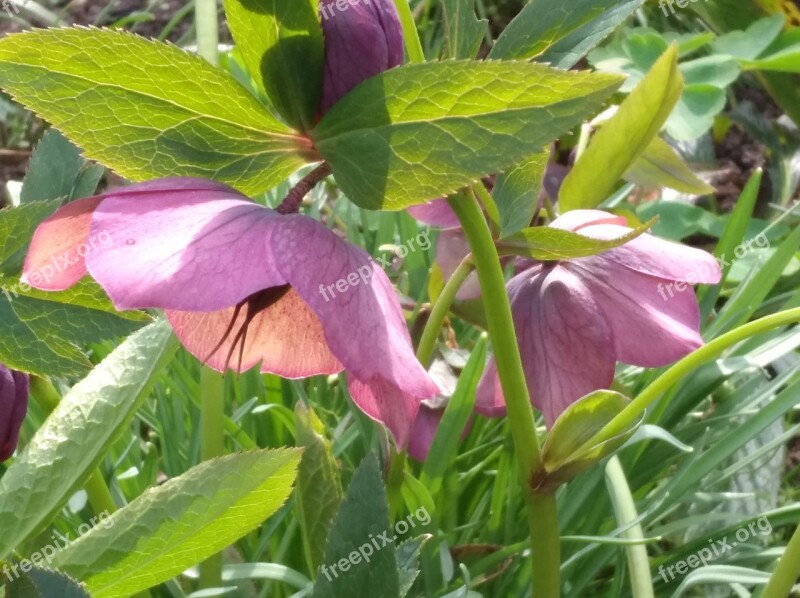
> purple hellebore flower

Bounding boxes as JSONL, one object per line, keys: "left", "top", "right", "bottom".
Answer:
{"left": 476, "top": 209, "right": 722, "bottom": 427}
{"left": 319, "top": 0, "right": 405, "bottom": 113}
{"left": 0, "top": 365, "right": 29, "bottom": 462}
{"left": 22, "top": 178, "right": 439, "bottom": 448}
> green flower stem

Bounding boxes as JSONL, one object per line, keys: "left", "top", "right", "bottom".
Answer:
{"left": 447, "top": 189, "right": 560, "bottom": 597}
{"left": 195, "top": 0, "right": 219, "bottom": 65}
{"left": 393, "top": 0, "right": 425, "bottom": 63}
{"left": 29, "top": 376, "right": 117, "bottom": 516}
{"left": 583, "top": 307, "right": 800, "bottom": 452}
{"left": 760, "top": 520, "right": 800, "bottom": 597}
{"left": 416, "top": 255, "right": 475, "bottom": 367}
{"left": 199, "top": 366, "right": 225, "bottom": 588}
{"left": 605, "top": 456, "right": 654, "bottom": 598}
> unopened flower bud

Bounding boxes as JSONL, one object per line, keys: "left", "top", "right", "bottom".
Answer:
{"left": 320, "top": 0, "right": 405, "bottom": 113}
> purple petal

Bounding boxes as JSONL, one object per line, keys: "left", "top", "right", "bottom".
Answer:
{"left": 320, "top": 0, "right": 404, "bottom": 112}
{"left": 549, "top": 209, "right": 627, "bottom": 232}
{"left": 510, "top": 266, "right": 616, "bottom": 427}
{"left": 407, "top": 403, "right": 444, "bottom": 461}
{"left": 436, "top": 230, "right": 481, "bottom": 300}
{"left": 567, "top": 258, "right": 706, "bottom": 367}
{"left": 348, "top": 378, "right": 421, "bottom": 449}
{"left": 0, "top": 366, "right": 28, "bottom": 462}
{"left": 407, "top": 198, "right": 460, "bottom": 229}
{"left": 271, "top": 215, "right": 439, "bottom": 444}
{"left": 86, "top": 183, "right": 286, "bottom": 311}
{"left": 475, "top": 358, "right": 506, "bottom": 417}
{"left": 575, "top": 223, "right": 722, "bottom": 284}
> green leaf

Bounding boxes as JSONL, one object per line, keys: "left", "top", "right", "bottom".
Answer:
{"left": 493, "top": 150, "right": 548, "bottom": 238}
{"left": 496, "top": 217, "right": 655, "bottom": 261}
{"left": 6, "top": 568, "right": 91, "bottom": 598}
{"left": 0, "top": 201, "right": 60, "bottom": 271}
{"left": 396, "top": 537, "right": 428, "bottom": 598}
{"left": 665, "top": 84, "right": 725, "bottom": 141}
{"left": 314, "top": 454, "right": 399, "bottom": 598}
{"left": 295, "top": 402, "right": 343, "bottom": 576}
{"left": 740, "top": 29, "right": 800, "bottom": 72}
{"left": 538, "top": 390, "right": 641, "bottom": 490}
{"left": 0, "top": 319, "right": 178, "bottom": 558}
{"left": 223, "top": 0, "right": 323, "bottom": 130}
{"left": 490, "top": 0, "right": 645, "bottom": 68}
{"left": 419, "top": 337, "right": 486, "bottom": 499}
{"left": 624, "top": 136, "right": 714, "bottom": 195}
{"left": 440, "top": 0, "right": 486, "bottom": 59}
{"left": 560, "top": 45, "right": 683, "bottom": 211}
{"left": 711, "top": 14, "right": 784, "bottom": 60}
{"left": 0, "top": 28, "right": 310, "bottom": 195}
{"left": 313, "top": 61, "right": 622, "bottom": 210}
{"left": 53, "top": 449, "right": 301, "bottom": 598}
{"left": 21, "top": 130, "right": 104, "bottom": 204}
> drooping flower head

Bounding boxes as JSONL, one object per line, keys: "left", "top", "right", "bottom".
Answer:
{"left": 0, "top": 364, "right": 29, "bottom": 462}
{"left": 319, "top": 0, "right": 405, "bottom": 113}
{"left": 23, "top": 178, "right": 438, "bottom": 447}
{"left": 477, "top": 209, "right": 722, "bottom": 426}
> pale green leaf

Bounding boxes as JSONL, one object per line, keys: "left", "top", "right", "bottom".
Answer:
{"left": 314, "top": 61, "right": 622, "bottom": 210}
{"left": 0, "top": 319, "right": 179, "bottom": 558}
{"left": 493, "top": 150, "right": 548, "bottom": 238}
{"left": 490, "top": 0, "right": 645, "bottom": 68}
{"left": 440, "top": 0, "right": 486, "bottom": 59}
{"left": 624, "top": 136, "right": 714, "bottom": 195}
{"left": 0, "top": 28, "right": 310, "bottom": 195}
{"left": 560, "top": 45, "right": 683, "bottom": 211}
{"left": 53, "top": 449, "right": 301, "bottom": 598}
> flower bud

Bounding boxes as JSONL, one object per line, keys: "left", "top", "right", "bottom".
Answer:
{"left": 0, "top": 365, "right": 29, "bottom": 462}
{"left": 320, "top": 0, "right": 405, "bottom": 113}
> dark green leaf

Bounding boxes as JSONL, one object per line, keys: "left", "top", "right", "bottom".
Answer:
{"left": 493, "top": 150, "right": 548, "bottom": 238}
{"left": 6, "top": 568, "right": 90, "bottom": 598}
{"left": 440, "top": 0, "right": 486, "bottom": 59}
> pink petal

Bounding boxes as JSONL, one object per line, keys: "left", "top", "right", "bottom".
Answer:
{"left": 273, "top": 215, "right": 438, "bottom": 394}
{"left": 475, "top": 358, "right": 506, "bottom": 417}
{"left": 407, "top": 404, "right": 443, "bottom": 461}
{"left": 567, "top": 258, "right": 706, "bottom": 367}
{"left": 22, "top": 196, "right": 103, "bottom": 291}
{"left": 549, "top": 209, "right": 627, "bottom": 232}
{"left": 167, "top": 287, "right": 343, "bottom": 376}
{"left": 86, "top": 185, "right": 287, "bottom": 311}
{"left": 575, "top": 224, "right": 722, "bottom": 284}
{"left": 348, "top": 378, "right": 421, "bottom": 449}
{"left": 510, "top": 266, "right": 616, "bottom": 427}
{"left": 407, "top": 198, "right": 460, "bottom": 229}
{"left": 436, "top": 230, "right": 481, "bottom": 300}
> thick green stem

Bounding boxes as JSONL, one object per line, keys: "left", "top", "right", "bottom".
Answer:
{"left": 416, "top": 256, "right": 475, "bottom": 367}
{"left": 199, "top": 367, "right": 225, "bottom": 588}
{"left": 447, "top": 189, "right": 559, "bottom": 597}
{"left": 195, "top": 0, "right": 218, "bottom": 65}
{"left": 29, "top": 377, "right": 117, "bottom": 515}
{"left": 760, "top": 521, "right": 800, "bottom": 597}
{"left": 582, "top": 307, "right": 800, "bottom": 451}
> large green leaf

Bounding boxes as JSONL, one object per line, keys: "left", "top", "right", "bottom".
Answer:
{"left": 223, "top": 0, "right": 322, "bottom": 130}
{"left": 440, "top": 0, "right": 486, "bottom": 59}
{"left": 21, "top": 130, "right": 104, "bottom": 204}
{"left": 314, "top": 454, "right": 399, "bottom": 598}
{"left": 559, "top": 45, "right": 683, "bottom": 211}
{"left": 295, "top": 403, "right": 343, "bottom": 576}
{"left": 490, "top": 0, "right": 645, "bottom": 67}
{"left": 0, "top": 201, "right": 60, "bottom": 271}
{"left": 53, "top": 449, "right": 301, "bottom": 598}
{"left": 0, "top": 28, "right": 310, "bottom": 195}
{"left": 0, "top": 319, "right": 178, "bottom": 558}
{"left": 313, "top": 61, "right": 622, "bottom": 210}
